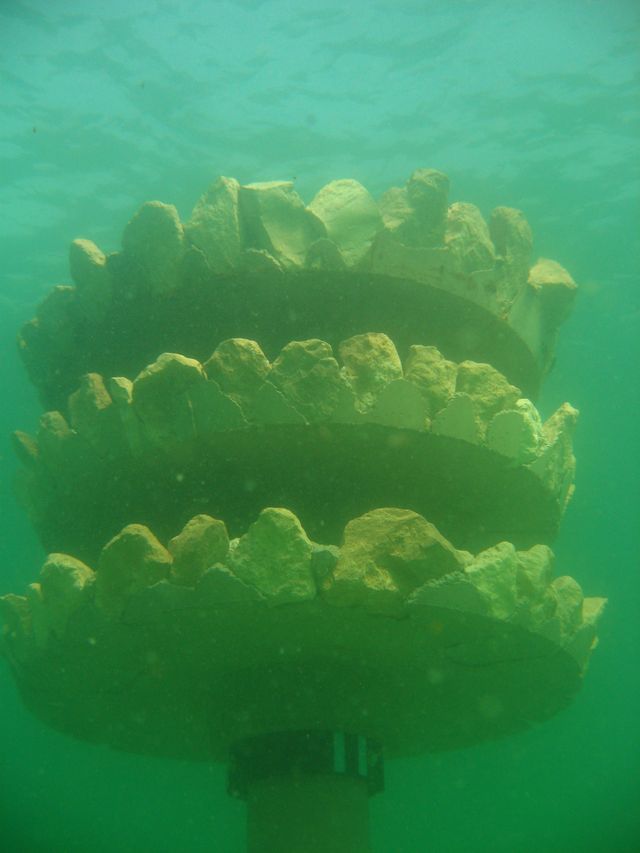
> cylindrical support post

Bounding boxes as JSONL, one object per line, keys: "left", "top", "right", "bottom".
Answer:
{"left": 246, "top": 772, "right": 370, "bottom": 853}
{"left": 228, "top": 731, "right": 384, "bottom": 853}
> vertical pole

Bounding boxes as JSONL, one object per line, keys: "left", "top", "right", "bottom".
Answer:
{"left": 246, "top": 773, "right": 371, "bottom": 853}
{"left": 228, "top": 731, "right": 384, "bottom": 853}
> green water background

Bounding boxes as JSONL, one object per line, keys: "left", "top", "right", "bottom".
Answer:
{"left": 0, "top": 1, "right": 638, "bottom": 850}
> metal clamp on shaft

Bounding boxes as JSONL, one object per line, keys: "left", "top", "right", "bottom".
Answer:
{"left": 227, "top": 731, "right": 384, "bottom": 800}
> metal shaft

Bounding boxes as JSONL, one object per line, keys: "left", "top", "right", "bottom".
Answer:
{"left": 246, "top": 772, "right": 371, "bottom": 853}
{"left": 228, "top": 731, "right": 383, "bottom": 853}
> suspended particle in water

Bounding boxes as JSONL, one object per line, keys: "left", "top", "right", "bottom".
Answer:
{"left": 477, "top": 693, "right": 504, "bottom": 720}
{"left": 427, "top": 667, "right": 445, "bottom": 686}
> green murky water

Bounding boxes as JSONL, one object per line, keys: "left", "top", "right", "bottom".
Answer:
{"left": 0, "top": 1, "right": 638, "bottom": 850}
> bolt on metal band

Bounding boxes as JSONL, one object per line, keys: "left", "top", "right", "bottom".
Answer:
{"left": 227, "top": 730, "right": 384, "bottom": 800}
